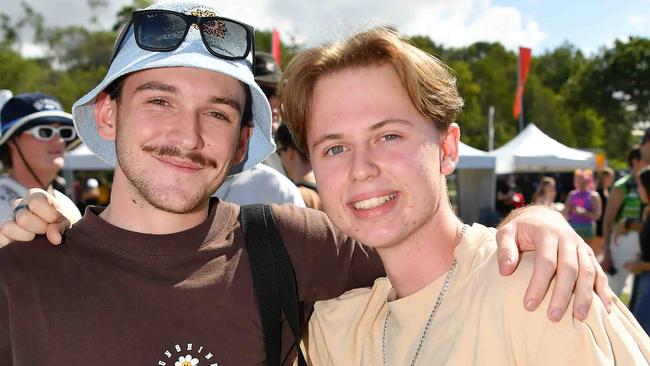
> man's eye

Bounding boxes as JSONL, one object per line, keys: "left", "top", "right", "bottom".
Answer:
{"left": 326, "top": 145, "right": 345, "bottom": 156}
{"left": 382, "top": 134, "right": 399, "bottom": 141}
{"left": 209, "top": 111, "right": 231, "bottom": 121}
{"left": 150, "top": 99, "right": 169, "bottom": 106}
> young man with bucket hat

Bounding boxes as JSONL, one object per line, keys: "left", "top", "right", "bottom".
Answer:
{"left": 0, "top": 93, "right": 81, "bottom": 221}
{"left": 0, "top": 1, "right": 613, "bottom": 364}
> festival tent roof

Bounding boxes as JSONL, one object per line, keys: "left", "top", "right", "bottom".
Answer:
{"left": 64, "top": 144, "right": 113, "bottom": 170}
{"left": 488, "top": 123, "right": 595, "bottom": 174}
{"left": 458, "top": 142, "right": 495, "bottom": 170}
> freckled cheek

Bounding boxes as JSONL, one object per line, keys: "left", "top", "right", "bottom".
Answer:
{"left": 315, "top": 178, "right": 341, "bottom": 210}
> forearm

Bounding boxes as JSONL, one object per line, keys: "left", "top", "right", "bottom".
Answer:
{"left": 632, "top": 261, "right": 650, "bottom": 272}
{"left": 602, "top": 190, "right": 623, "bottom": 248}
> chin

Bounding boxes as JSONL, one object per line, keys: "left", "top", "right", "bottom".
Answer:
{"left": 152, "top": 185, "right": 212, "bottom": 214}
{"left": 50, "top": 156, "right": 65, "bottom": 166}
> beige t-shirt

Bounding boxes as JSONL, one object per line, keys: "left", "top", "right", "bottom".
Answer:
{"left": 303, "top": 224, "right": 650, "bottom": 365}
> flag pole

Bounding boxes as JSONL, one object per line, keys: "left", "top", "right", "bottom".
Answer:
{"left": 518, "top": 54, "right": 524, "bottom": 132}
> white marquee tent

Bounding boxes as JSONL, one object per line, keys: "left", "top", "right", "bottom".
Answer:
{"left": 489, "top": 123, "right": 595, "bottom": 174}
{"left": 64, "top": 144, "right": 112, "bottom": 171}
{"left": 456, "top": 142, "right": 496, "bottom": 224}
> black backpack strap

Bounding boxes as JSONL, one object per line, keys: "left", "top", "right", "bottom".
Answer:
{"left": 241, "top": 204, "right": 307, "bottom": 366}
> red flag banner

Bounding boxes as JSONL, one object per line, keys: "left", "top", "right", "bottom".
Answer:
{"left": 272, "top": 29, "right": 282, "bottom": 68}
{"left": 513, "top": 47, "right": 531, "bottom": 119}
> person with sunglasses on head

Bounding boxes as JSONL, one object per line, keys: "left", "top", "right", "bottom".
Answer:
{"left": 0, "top": 1, "right": 618, "bottom": 365}
{"left": 0, "top": 93, "right": 81, "bottom": 222}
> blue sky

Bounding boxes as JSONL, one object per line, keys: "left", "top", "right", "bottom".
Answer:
{"left": 4, "top": 0, "right": 650, "bottom": 57}
{"left": 495, "top": 0, "right": 649, "bottom": 54}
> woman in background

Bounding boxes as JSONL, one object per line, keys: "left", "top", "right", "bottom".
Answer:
{"left": 564, "top": 169, "right": 602, "bottom": 248}
{"left": 532, "top": 176, "right": 561, "bottom": 211}
{"left": 594, "top": 167, "right": 615, "bottom": 253}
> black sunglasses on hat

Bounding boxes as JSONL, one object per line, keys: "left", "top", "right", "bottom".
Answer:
{"left": 109, "top": 9, "right": 255, "bottom": 70}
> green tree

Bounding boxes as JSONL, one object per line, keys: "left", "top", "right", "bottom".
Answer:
{"left": 524, "top": 75, "right": 576, "bottom": 146}
{"left": 449, "top": 60, "right": 485, "bottom": 149}
{"left": 563, "top": 37, "right": 650, "bottom": 158}
{"left": 533, "top": 42, "right": 585, "bottom": 93}
{"left": 0, "top": 49, "right": 52, "bottom": 94}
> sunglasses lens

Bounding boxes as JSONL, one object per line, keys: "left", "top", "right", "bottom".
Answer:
{"left": 200, "top": 19, "right": 249, "bottom": 58}
{"left": 59, "top": 127, "right": 76, "bottom": 141}
{"left": 138, "top": 12, "right": 186, "bottom": 49}
{"left": 36, "top": 127, "right": 54, "bottom": 139}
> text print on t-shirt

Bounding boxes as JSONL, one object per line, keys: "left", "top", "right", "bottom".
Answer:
{"left": 157, "top": 343, "right": 218, "bottom": 366}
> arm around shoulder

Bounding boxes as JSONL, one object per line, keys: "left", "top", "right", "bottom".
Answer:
{"left": 504, "top": 254, "right": 650, "bottom": 365}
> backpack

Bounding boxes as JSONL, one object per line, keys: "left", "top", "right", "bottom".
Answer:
{"left": 241, "top": 204, "right": 307, "bottom": 366}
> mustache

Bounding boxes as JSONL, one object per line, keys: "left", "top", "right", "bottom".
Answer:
{"left": 141, "top": 145, "right": 218, "bottom": 169}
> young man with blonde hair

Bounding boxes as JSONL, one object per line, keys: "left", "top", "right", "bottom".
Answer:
{"left": 278, "top": 27, "right": 650, "bottom": 365}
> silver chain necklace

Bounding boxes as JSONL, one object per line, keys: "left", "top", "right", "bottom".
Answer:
{"left": 381, "top": 224, "right": 467, "bottom": 366}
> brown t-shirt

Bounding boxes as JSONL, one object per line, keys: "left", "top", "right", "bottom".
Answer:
{"left": 0, "top": 199, "right": 383, "bottom": 365}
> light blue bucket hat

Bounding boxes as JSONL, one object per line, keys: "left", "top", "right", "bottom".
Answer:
{"left": 71, "top": 0, "right": 274, "bottom": 175}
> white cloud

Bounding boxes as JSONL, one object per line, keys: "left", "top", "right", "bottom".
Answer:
{"left": 628, "top": 14, "right": 647, "bottom": 32}
{"left": 5, "top": 0, "right": 545, "bottom": 53}
{"left": 264, "top": 0, "right": 546, "bottom": 51}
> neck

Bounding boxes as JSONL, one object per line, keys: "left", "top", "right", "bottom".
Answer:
{"left": 100, "top": 168, "right": 210, "bottom": 234}
{"left": 10, "top": 164, "right": 55, "bottom": 190}
{"left": 299, "top": 170, "right": 316, "bottom": 184}
{"left": 378, "top": 204, "right": 462, "bottom": 299}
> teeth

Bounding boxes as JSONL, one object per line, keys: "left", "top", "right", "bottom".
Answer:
{"left": 353, "top": 193, "right": 396, "bottom": 210}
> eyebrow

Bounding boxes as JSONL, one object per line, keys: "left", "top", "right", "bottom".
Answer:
{"left": 134, "top": 81, "right": 242, "bottom": 112}
{"left": 134, "top": 81, "right": 178, "bottom": 94}
{"left": 369, "top": 119, "right": 413, "bottom": 130}
{"left": 310, "top": 119, "right": 413, "bottom": 151}
{"left": 208, "top": 96, "right": 242, "bottom": 113}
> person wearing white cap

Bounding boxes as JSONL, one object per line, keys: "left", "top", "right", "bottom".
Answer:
{"left": 0, "top": 1, "right": 616, "bottom": 365}
{"left": 0, "top": 92, "right": 81, "bottom": 221}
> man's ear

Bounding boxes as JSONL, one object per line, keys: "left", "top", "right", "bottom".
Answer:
{"left": 286, "top": 146, "right": 298, "bottom": 162}
{"left": 94, "top": 92, "right": 118, "bottom": 141}
{"left": 233, "top": 125, "right": 254, "bottom": 164}
{"left": 6, "top": 139, "right": 17, "bottom": 153}
{"left": 440, "top": 123, "right": 460, "bottom": 176}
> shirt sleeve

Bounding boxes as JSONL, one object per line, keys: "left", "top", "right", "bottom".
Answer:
{"left": 524, "top": 300, "right": 650, "bottom": 365}
{"left": 499, "top": 253, "right": 650, "bottom": 365}
{"left": 271, "top": 204, "right": 385, "bottom": 302}
{"left": 0, "top": 263, "right": 12, "bottom": 365}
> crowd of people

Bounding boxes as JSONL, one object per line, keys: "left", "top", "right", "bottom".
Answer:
{"left": 496, "top": 141, "right": 650, "bottom": 334}
{"left": 0, "top": 0, "right": 648, "bottom": 364}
